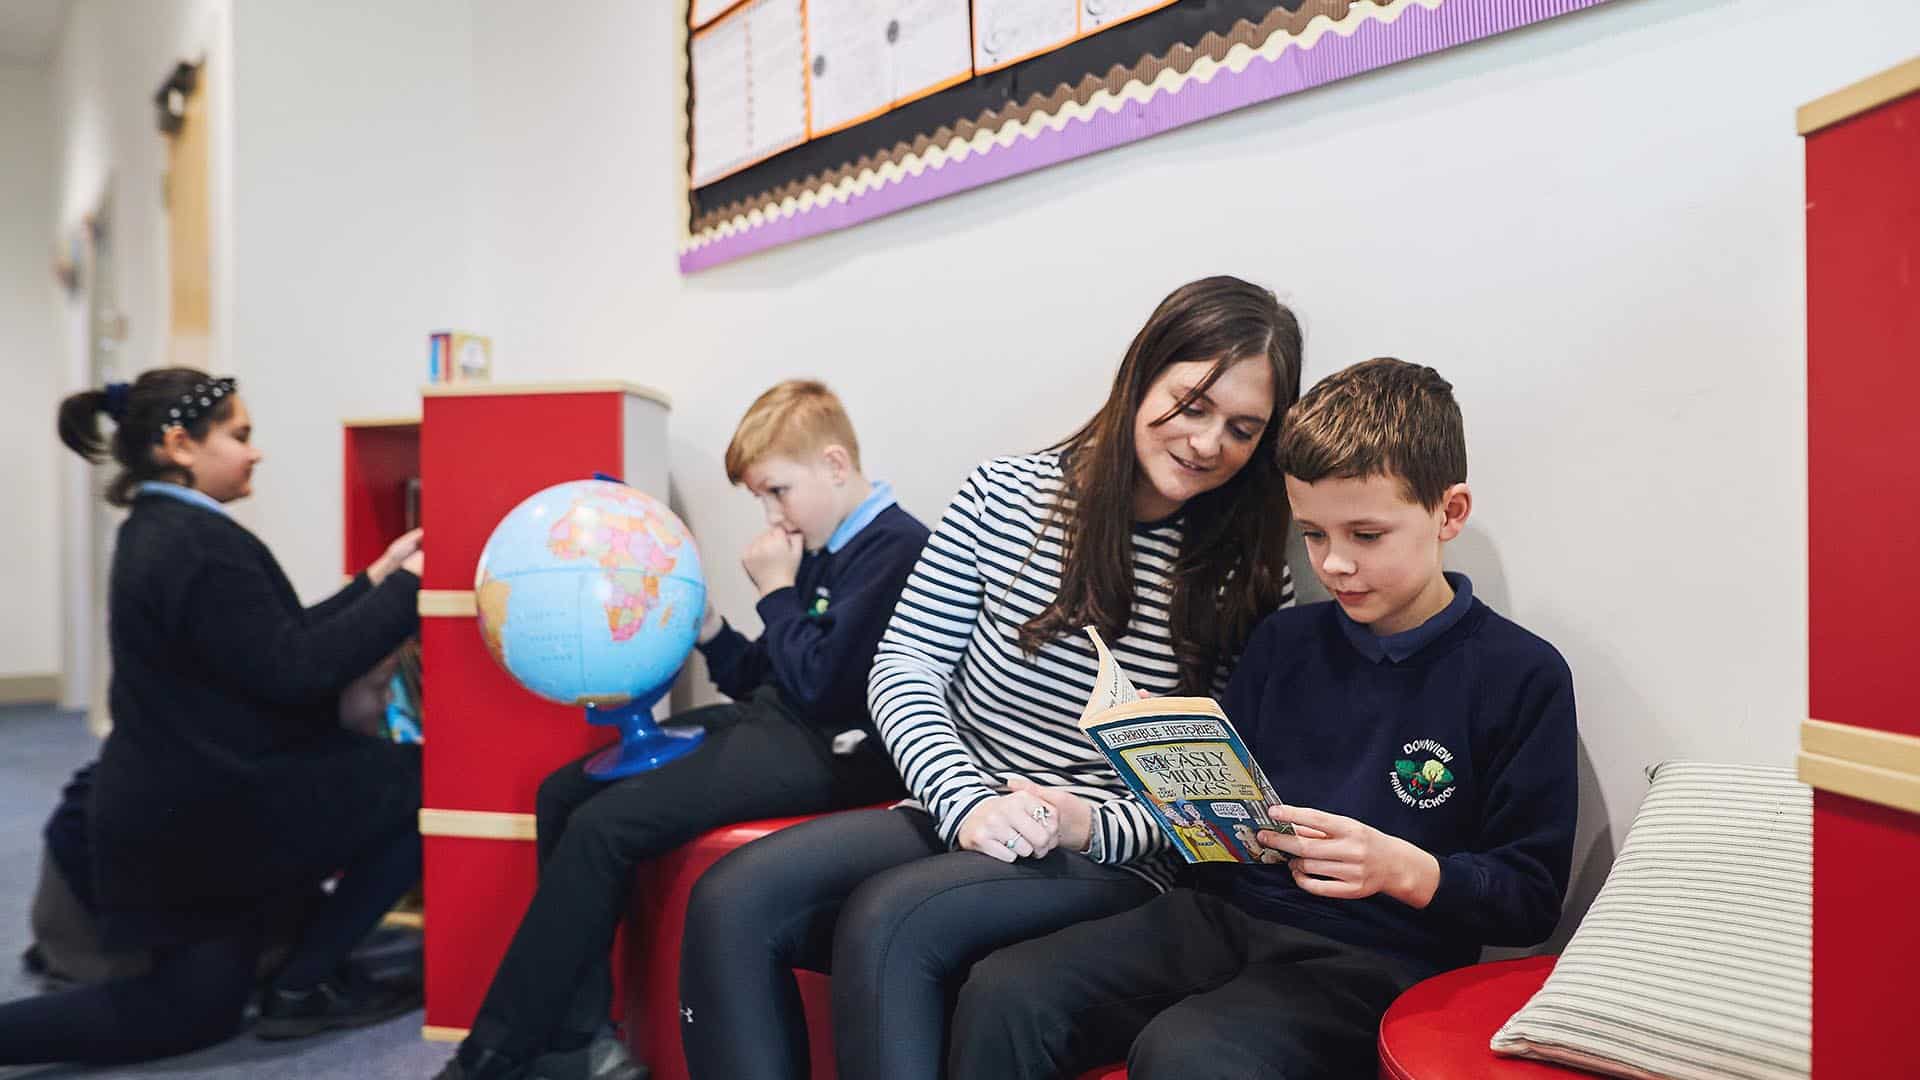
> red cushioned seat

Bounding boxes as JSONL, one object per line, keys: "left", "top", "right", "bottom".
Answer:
{"left": 619, "top": 813, "right": 1128, "bottom": 1080}
{"left": 622, "top": 816, "right": 838, "bottom": 1080}
{"left": 1377, "top": 955, "right": 1583, "bottom": 1080}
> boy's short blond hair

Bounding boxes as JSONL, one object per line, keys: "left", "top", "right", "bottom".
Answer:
{"left": 724, "top": 379, "right": 863, "bottom": 484}
{"left": 1275, "top": 357, "right": 1466, "bottom": 510}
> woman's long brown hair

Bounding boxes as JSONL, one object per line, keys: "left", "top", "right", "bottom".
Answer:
{"left": 1018, "top": 276, "right": 1303, "bottom": 693}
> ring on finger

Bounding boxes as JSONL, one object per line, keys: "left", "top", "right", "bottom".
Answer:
{"left": 1029, "top": 805, "right": 1052, "bottom": 823}
{"left": 1001, "top": 836, "right": 1019, "bottom": 851}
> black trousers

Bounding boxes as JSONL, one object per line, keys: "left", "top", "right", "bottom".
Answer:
{"left": 948, "top": 888, "right": 1426, "bottom": 1080}
{"left": 678, "top": 806, "right": 1159, "bottom": 1080}
{"left": 0, "top": 805, "right": 420, "bottom": 1065}
{"left": 463, "top": 691, "right": 904, "bottom": 1064}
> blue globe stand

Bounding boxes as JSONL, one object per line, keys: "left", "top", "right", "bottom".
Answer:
{"left": 581, "top": 681, "right": 704, "bottom": 780}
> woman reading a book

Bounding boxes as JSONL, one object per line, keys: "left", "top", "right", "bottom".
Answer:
{"left": 679, "top": 276, "right": 1304, "bottom": 1080}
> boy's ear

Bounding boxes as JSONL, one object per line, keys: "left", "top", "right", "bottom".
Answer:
{"left": 819, "top": 444, "right": 853, "bottom": 484}
{"left": 1435, "top": 482, "right": 1472, "bottom": 542}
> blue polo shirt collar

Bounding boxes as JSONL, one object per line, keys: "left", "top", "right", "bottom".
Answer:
{"left": 1338, "top": 572, "right": 1474, "bottom": 664}
{"left": 136, "top": 481, "right": 232, "bottom": 520}
{"left": 825, "top": 481, "right": 896, "bottom": 554}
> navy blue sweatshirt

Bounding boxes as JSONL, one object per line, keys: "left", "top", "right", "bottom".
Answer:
{"left": 697, "top": 500, "right": 928, "bottom": 732}
{"left": 1197, "top": 573, "right": 1577, "bottom": 976}
{"left": 95, "top": 492, "right": 421, "bottom": 946}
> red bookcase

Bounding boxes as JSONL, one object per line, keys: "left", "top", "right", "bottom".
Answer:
{"left": 1795, "top": 57, "right": 1920, "bottom": 1080}
{"left": 342, "top": 415, "right": 421, "bottom": 575}
{"left": 346, "top": 381, "right": 673, "bottom": 1042}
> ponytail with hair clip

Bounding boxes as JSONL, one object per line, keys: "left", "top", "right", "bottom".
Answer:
{"left": 102, "top": 381, "right": 130, "bottom": 423}
{"left": 59, "top": 367, "right": 240, "bottom": 507}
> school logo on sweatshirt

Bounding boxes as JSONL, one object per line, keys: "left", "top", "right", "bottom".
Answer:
{"left": 1390, "top": 739, "right": 1457, "bottom": 809}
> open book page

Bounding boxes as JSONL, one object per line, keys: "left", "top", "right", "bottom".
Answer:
{"left": 1080, "top": 626, "right": 1142, "bottom": 724}
{"left": 1078, "top": 627, "right": 1292, "bottom": 863}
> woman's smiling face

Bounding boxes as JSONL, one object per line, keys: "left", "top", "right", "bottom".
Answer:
{"left": 1131, "top": 357, "right": 1275, "bottom": 522}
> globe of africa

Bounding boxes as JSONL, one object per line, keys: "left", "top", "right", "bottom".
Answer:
{"left": 474, "top": 478, "right": 707, "bottom": 776}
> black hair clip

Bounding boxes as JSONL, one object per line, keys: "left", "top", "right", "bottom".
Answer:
{"left": 102, "top": 382, "right": 130, "bottom": 422}
{"left": 157, "top": 376, "right": 239, "bottom": 440}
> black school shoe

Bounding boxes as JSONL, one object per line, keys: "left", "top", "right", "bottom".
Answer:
{"left": 255, "top": 971, "right": 422, "bottom": 1040}
{"left": 526, "top": 1029, "right": 647, "bottom": 1080}
{"left": 433, "top": 1030, "right": 646, "bottom": 1080}
{"left": 431, "top": 1044, "right": 524, "bottom": 1080}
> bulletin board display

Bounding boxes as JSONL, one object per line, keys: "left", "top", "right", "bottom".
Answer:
{"left": 679, "top": 0, "right": 1613, "bottom": 271}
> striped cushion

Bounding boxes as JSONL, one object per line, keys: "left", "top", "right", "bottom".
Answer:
{"left": 1489, "top": 761, "right": 1811, "bottom": 1080}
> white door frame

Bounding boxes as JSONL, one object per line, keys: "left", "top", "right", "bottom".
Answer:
{"left": 59, "top": 184, "right": 126, "bottom": 735}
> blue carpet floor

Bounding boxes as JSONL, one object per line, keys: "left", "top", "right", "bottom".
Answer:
{"left": 0, "top": 704, "right": 449, "bottom": 1080}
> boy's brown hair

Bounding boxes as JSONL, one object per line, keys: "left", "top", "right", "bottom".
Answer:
{"left": 1275, "top": 357, "right": 1466, "bottom": 510}
{"left": 723, "top": 379, "right": 863, "bottom": 483}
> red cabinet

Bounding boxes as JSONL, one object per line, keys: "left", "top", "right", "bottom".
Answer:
{"left": 346, "top": 381, "right": 673, "bottom": 1039}
{"left": 1797, "top": 57, "right": 1920, "bottom": 1080}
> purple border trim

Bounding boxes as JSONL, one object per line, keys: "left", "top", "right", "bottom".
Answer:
{"left": 681, "top": 0, "right": 1609, "bottom": 272}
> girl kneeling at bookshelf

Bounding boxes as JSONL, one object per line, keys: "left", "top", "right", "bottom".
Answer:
{"left": 678, "top": 276, "right": 1305, "bottom": 1080}
{"left": 0, "top": 369, "right": 427, "bottom": 1066}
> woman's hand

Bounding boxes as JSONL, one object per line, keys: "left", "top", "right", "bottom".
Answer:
{"left": 1007, "top": 776, "right": 1094, "bottom": 854}
{"left": 957, "top": 790, "right": 1061, "bottom": 863}
{"left": 1257, "top": 805, "right": 1440, "bottom": 908}
{"left": 369, "top": 529, "right": 424, "bottom": 586}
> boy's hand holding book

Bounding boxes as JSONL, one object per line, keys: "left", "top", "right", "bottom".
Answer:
{"left": 1258, "top": 806, "right": 1441, "bottom": 909}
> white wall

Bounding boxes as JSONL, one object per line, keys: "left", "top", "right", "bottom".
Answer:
{"left": 228, "top": 0, "right": 485, "bottom": 593}
{"left": 0, "top": 62, "right": 61, "bottom": 683}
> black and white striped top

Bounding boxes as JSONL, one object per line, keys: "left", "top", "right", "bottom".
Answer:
{"left": 868, "top": 452, "right": 1293, "bottom": 890}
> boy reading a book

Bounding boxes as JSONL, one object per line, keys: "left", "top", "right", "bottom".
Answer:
{"left": 440, "top": 379, "right": 927, "bottom": 1080}
{"left": 949, "top": 358, "right": 1577, "bottom": 1080}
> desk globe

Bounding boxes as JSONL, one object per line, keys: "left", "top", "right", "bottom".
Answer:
{"left": 473, "top": 478, "right": 706, "bottom": 778}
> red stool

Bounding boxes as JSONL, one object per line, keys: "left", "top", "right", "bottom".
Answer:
{"left": 1377, "top": 955, "right": 1582, "bottom": 1079}
{"left": 621, "top": 816, "right": 837, "bottom": 1080}
{"left": 618, "top": 813, "right": 1130, "bottom": 1080}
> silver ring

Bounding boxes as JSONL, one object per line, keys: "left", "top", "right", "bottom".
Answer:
{"left": 1029, "top": 805, "right": 1052, "bottom": 823}
{"left": 1001, "top": 836, "right": 1019, "bottom": 851}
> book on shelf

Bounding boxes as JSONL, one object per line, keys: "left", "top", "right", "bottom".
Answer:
{"left": 428, "top": 330, "right": 492, "bottom": 384}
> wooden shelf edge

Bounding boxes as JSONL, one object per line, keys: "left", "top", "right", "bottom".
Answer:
{"left": 342, "top": 415, "right": 422, "bottom": 429}
{"left": 421, "top": 381, "right": 672, "bottom": 408}
{"left": 1802, "top": 718, "right": 1920, "bottom": 780}
{"left": 419, "top": 808, "right": 537, "bottom": 841}
{"left": 420, "top": 590, "right": 478, "bottom": 618}
{"left": 1798, "top": 55, "right": 1920, "bottom": 135}
{"left": 1798, "top": 751, "right": 1920, "bottom": 816}
{"left": 423, "top": 1025, "right": 469, "bottom": 1043}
